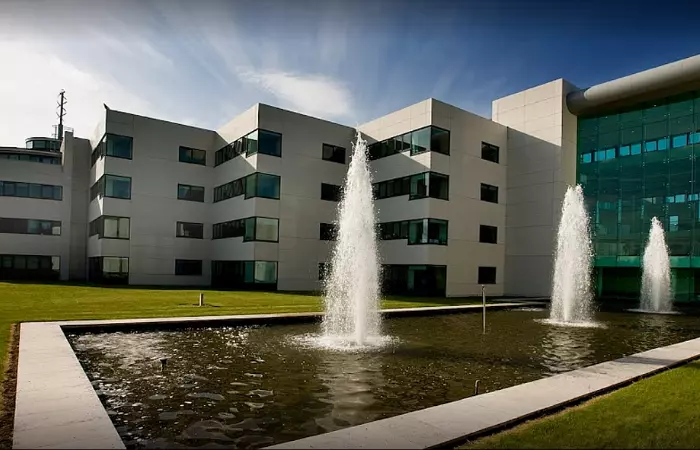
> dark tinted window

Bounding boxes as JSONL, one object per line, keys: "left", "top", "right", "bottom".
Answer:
{"left": 481, "top": 142, "right": 499, "bottom": 163}
{"left": 106, "top": 134, "right": 133, "bottom": 159}
{"left": 480, "top": 183, "right": 499, "bottom": 203}
{"left": 478, "top": 266, "right": 497, "bottom": 284}
{"left": 319, "top": 223, "right": 338, "bottom": 240}
{"left": 178, "top": 184, "right": 205, "bottom": 202}
{"left": 179, "top": 146, "right": 206, "bottom": 165}
{"left": 479, "top": 225, "right": 498, "bottom": 244}
{"left": 321, "top": 183, "right": 341, "bottom": 202}
{"left": 176, "top": 222, "right": 204, "bottom": 239}
{"left": 175, "top": 259, "right": 203, "bottom": 276}
{"left": 322, "top": 144, "right": 346, "bottom": 164}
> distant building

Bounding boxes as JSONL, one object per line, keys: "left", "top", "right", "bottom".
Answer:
{"left": 1, "top": 54, "right": 699, "bottom": 300}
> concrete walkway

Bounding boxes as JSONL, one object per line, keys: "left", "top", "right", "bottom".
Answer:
{"left": 267, "top": 336, "right": 700, "bottom": 449}
{"left": 12, "top": 300, "right": 544, "bottom": 449}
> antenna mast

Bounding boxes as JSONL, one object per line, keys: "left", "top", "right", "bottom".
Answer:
{"left": 56, "top": 90, "right": 67, "bottom": 141}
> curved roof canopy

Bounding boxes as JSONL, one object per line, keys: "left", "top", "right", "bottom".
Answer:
{"left": 567, "top": 54, "right": 700, "bottom": 116}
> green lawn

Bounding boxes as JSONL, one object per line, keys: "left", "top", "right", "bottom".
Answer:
{"left": 464, "top": 360, "right": 700, "bottom": 449}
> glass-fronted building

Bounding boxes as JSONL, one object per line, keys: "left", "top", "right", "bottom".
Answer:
{"left": 578, "top": 91, "right": 700, "bottom": 301}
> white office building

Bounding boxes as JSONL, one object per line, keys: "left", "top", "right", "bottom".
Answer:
{"left": 0, "top": 64, "right": 622, "bottom": 297}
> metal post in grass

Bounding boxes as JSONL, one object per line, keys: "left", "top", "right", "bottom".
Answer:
{"left": 199, "top": 292, "right": 204, "bottom": 307}
{"left": 482, "top": 285, "right": 486, "bottom": 334}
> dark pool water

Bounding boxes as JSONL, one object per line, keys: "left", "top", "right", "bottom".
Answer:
{"left": 67, "top": 308, "right": 700, "bottom": 449}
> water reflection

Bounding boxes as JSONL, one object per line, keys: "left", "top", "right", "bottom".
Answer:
{"left": 540, "top": 323, "right": 593, "bottom": 375}
{"left": 313, "top": 352, "right": 382, "bottom": 433}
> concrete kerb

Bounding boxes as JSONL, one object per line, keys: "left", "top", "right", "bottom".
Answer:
{"left": 20, "top": 299, "right": 695, "bottom": 450}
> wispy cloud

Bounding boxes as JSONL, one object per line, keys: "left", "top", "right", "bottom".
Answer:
{"left": 237, "top": 69, "right": 355, "bottom": 121}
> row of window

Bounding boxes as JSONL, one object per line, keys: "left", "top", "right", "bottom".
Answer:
{"left": 213, "top": 173, "right": 281, "bottom": 203}
{"left": 0, "top": 254, "right": 61, "bottom": 281}
{"left": 178, "top": 184, "right": 205, "bottom": 202}
{"left": 215, "top": 129, "right": 282, "bottom": 166}
{"left": 0, "top": 218, "right": 61, "bottom": 236}
{"left": 0, "top": 153, "right": 61, "bottom": 164}
{"left": 0, "top": 180, "right": 62, "bottom": 201}
{"left": 368, "top": 126, "right": 450, "bottom": 160}
{"left": 25, "top": 139, "right": 61, "bottom": 152}
{"left": 89, "top": 216, "right": 130, "bottom": 239}
{"left": 320, "top": 263, "right": 498, "bottom": 296}
{"left": 377, "top": 219, "right": 448, "bottom": 245}
{"left": 91, "top": 133, "right": 134, "bottom": 166}
{"left": 86, "top": 258, "right": 279, "bottom": 284}
{"left": 372, "top": 172, "right": 450, "bottom": 201}
{"left": 88, "top": 256, "right": 130, "bottom": 284}
{"left": 212, "top": 217, "right": 279, "bottom": 241}
{"left": 90, "top": 174, "right": 132, "bottom": 201}
{"left": 91, "top": 133, "right": 209, "bottom": 167}
{"left": 212, "top": 260, "right": 278, "bottom": 288}
{"left": 580, "top": 131, "right": 700, "bottom": 164}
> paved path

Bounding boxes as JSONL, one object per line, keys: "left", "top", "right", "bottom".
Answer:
{"left": 12, "top": 300, "right": 544, "bottom": 449}
{"left": 267, "top": 336, "right": 700, "bottom": 449}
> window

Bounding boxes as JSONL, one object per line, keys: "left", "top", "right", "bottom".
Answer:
{"left": 88, "top": 216, "right": 130, "bottom": 239}
{"left": 215, "top": 129, "right": 282, "bottom": 166}
{"left": 481, "top": 142, "right": 500, "bottom": 163}
{"left": 91, "top": 174, "right": 131, "bottom": 200}
{"left": 0, "top": 180, "right": 62, "bottom": 200}
{"left": 379, "top": 219, "right": 447, "bottom": 244}
{"left": 429, "top": 173, "right": 449, "bottom": 200}
{"left": 0, "top": 153, "right": 60, "bottom": 164}
{"left": 407, "top": 219, "right": 448, "bottom": 245}
{"left": 381, "top": 264, "right": 447, "bottom": 296}
{"left": 176, "top": 222, "right": 204, "bottom": 239}
{"left": 373, "top": 172, "right": 449, "bottom": 201}
{"left": 105, "top": 134, "right": 133, "bottom": 159}
{"left": 321, "top": 183, "right": 342, "bottom": 202}
{"left": 211, "top": 260, "right": 278, "bottom": 289}
{"left": 479, "top": 225, "right": 498, "bottom": 244}
{"left": 213, "top": 173, "right": 281, "bottom": 203}
{"left": 175, "top": 259, "right": 203, "bottom": 276}
{"left": 0, "top": 254, "right": 60, "bottom": 281}
{"left": 248, "top": 173, "right": 281, "bottom": 199}
{"left": 179, "top": 146, "right": 206, "bottom": 165}
{"left": 411, "top": 127, "right": 431, "bottom": 155}
{"left": 246, "top": 129, "right": 282, "bottom": 157}
{"left": 212, "top": 217, "right": 279, "bottom": 242}
{"left": 480, "top": 183, "right": 499, "bottom": 203}
{"left": 368, "top": 126, "right": 451, "bottom": 161}
{"left": 89, "top": 256, "right": 129, "bottom": 284}
{"left": 178, "top": 184, "right": 205, "bottom": 202}
{"left": 430, "top": 127, "right": 450, "bottom": 155}
{"left": 410, "top": 173, "right": 428, "bottom": 199}
{"left": 322, "top": 144, "right": 346, "bottom": 164}
{"left": 320, "top": 223, "right": 338, "bottom": 241}
{"left": 0, "top": 218, "right": 61, "bottom": 236}
{"left": 478, "top": 266, "right": 497, "bottom": 284}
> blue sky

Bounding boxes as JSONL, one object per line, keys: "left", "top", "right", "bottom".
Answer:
{"left": 0, "top": 0, "right": 698, "bottom": 146}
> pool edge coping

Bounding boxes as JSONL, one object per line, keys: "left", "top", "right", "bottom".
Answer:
{"left": 12, "top": 300, "right": 545, "bottom": 449}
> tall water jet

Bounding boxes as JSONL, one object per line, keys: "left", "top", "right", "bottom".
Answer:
{"left": 549, "top": 185, "right": 595, "bottom": 325}
{"left": 639, "top": 217, "right": 673, "bottom": 313}
{"left": 321, "top": 131, "right": 382, "bottom": 348}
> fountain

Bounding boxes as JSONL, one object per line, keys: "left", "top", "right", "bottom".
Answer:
{"left": 546, "top": 185, "right": 596, "bottom": 326}
{"left": 637, "top": 217, "right": 674, "bottom": 314}
{"left": 318, "top": 131, "right": 385, "bottom": 350}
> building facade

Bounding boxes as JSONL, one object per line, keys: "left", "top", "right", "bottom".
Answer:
{"left": 1, "top": 54, "right": 699, "bottom": 300}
